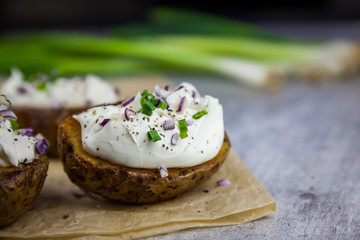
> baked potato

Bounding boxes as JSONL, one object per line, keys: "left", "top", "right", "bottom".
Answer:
{"left": 13, "top": 106, "right": 84, "bottom": 157}
{"left": 58, "top": 116, "right": 231, "bottom": 204}
{"left": 0, "top": 155, "right": 48, "bottom": 227}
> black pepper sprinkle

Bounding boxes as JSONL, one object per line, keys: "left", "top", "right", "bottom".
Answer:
{"left": 96, "top": 148, "right": 99, "bottom": 151}
{"left": 201, "top": 150, "right": 204, "bottom": 154}
{"left": 14, "top": 138, "right": 18, "bottom": 141}
{"left": 162, "top": 144, "right": 165, "bottom": 147}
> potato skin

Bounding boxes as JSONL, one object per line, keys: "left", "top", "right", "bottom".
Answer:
{"left": 13, "top": 106, "right": 84, "bottom": 157}
{"left": 58, "top": 116, "right": 231, "bottom": 204}
{"left": 0, "top": 155, "right": 48, "bottom": 227}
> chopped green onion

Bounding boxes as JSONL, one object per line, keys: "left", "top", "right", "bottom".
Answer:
{"left": 0, "top": 94, "right": 12, "bottom": 109}
{"left": 150, "top": 95, "right": 159, "bottom": 106}
{"left": 142, "top": 101, "right": 156, "bottom": 116}
{"left": 36, "top": 82, "right": 47, "bottom": 90}
{"left": 158, "top": 101, "right": 167, "bottom": 109}
{"left": 178, "top": 119, "right": 188, "bottom": 139}
{"left": 193, "top": 110, "right": 208, "bottom": 119}
{"left": 148, "top": 130, "right": 161, "bottom": 142}
{"left": 140, "top": 89, "right": 150, "bottom": 106}
{"left": 142, "top": 89, "right": 149, "bottom": 96}
{"left": 9, "top": 119, "right": 19, "bottom": 131}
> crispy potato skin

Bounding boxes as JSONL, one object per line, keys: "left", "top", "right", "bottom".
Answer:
{"left": 58, "top": 116, "right": 231, "bottom": 204}
{"left": 0, "top": 155, "right": 48, "bottom": 227}
{"left": 13, "top": 106, "right": 84, "bottom": 157}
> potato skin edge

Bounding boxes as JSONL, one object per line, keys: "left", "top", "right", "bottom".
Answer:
{"left": 0, "top": 155, "right": 49, "bottom": 227}
{"left": 13, "top": 106, "right": 84, "bottom": 157}
{"left": 58, "top": 116, "right": 231, "bottom": 204}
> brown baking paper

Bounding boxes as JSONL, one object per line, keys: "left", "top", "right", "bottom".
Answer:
{"left": 0, "top": 149, "right": 275, "bottom": 239}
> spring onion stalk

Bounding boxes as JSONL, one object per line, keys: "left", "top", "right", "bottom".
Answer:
{"left": 153, "top": 36, "right": 360, "bottom": 80}
{"left": 0, "top": 39, "right": 173, "bottom": 76}
{"left": 10, "top": 33, "right": 281, "bottom": 87}
{"left": 110, "top": 8, "right": 360, "bottom": 81}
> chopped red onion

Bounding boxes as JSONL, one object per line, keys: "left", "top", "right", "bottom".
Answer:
{"left": 186, "top": 119, "right": 193, "bottom": 126}
{"left": 217, "top": 179, "right": 231, "bottom": 186}
{"left": 171, "top": 133, "right": 179, "bottom": 145}
{"left": 35, "top": 138, "right": 49, "bottom": 155}
{"left": 163, "top": 119, "right": 175, "bottom": 130}
{"left": 0, "top": 104, "right": 8, "bottom": 111}
{"left": 177, "top": 97, "right": 186, "bottom": 112}
{"left": 70, "top": 189, "right": 86, "bottom": 198}
{"left": 173, "top": 85, "right": 184, "bottom": 92}
{"left": 154, "top": 84, "right": 162, "bottom": 97}
{"left": 164, "top": 85, "right": 171, "bottom": 91}
{"left": 124, "top": 108, "right": 136, "bottom": 121}
{"left": 18, "top": 128, "right": 34, "bottom": 137}
{"left": 85, "top": 99, "right": 92, "bottom": 105}
{"left": 35, "top": 133, "right": 45, "bottom": 141}
{"left": 0, "top": 110, "right": 17, "bottom": 120}
{"left": 158, "top": 165, "right": 169, "bottom": 178}
{"left": 52, "top": 102, "right": 64, "bottom": 112}
{"left": 100, "top": 118, "right": 110, "bottom": 127}
{"left": 17, "top": 86, "right": 28, "bottom": 94}
{"left": 121, "top": 96, "right": 135, "bottom": 107}
{"left": 192, "top": 90, "right": 197, "bottom": 98}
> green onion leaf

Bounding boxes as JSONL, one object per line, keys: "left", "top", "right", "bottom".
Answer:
{"left": 142, "top": 101, "right": 156, "bottom": 116}
{"left": 9, "top": 119, "right": 19, "bottom": 131}
{"left": 178, "top": 119, "right": 188, "bottom": 139}
{"left": 193, "top": 110, "right": 208, "bottom": 119}
{"left": 0, "top": 94, "right": 12, "bottom": 109}
{"left": 158, "top": 101, "right": 167, "bottom": 109}
{"left": 37, "top": 82, "right": 47, "bottom": 90}
{"left": 150, "top": 95, "right": 159, "bottom": 106}
{"left": 148, "top": 130, "right": 161, "bottom": 142}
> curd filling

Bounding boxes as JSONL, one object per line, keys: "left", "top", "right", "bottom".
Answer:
{"left": 74, "top": 82, "right": 224, "bottom": 169}
{"left": 0, "top": 117, "right": 36, "bottom": 167}
{"left": 1, "top": 69, "right": 118, "bottom": 108}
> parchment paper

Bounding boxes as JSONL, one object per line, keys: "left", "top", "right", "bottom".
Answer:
{"left": 0, "top": 76, "right": 275, "bottom": 239}
{"left": 0, "top": 149, "right": 275, "bottom": 239}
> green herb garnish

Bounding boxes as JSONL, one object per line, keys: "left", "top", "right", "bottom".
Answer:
{"left": 0, "top": 94, "right": 12, "bottom": 109}
{"left": 148, "top": 130, "right": 161, "bottom": 142}
{"left": 193, "top": 110, "right": 208, "bottom": 119}
{"left": 178, "top": 119, "right": 188, "bottom": 139}
{"left": 150, "top": 95, "right": 159, "bottom": 106}
{"left": 36, "top": 82, "right": 47, "bottom": 90}
{"left": 9, "top": 119, "right": 19, "bottom": 131}
{"left": 158, "top": 101, "right": 167, "bottom": 109}
{"left": 142, "top": 101, "right": 156, "bottom": 116}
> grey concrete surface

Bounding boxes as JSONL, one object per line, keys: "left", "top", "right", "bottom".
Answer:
{"left": 144, "top": 75, "right": 360, "bottom": 239}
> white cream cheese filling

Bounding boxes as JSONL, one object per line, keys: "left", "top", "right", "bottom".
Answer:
{"left": 1, "top": 69, "right": 118, "bottom": 108}
{"left": 74, "top": 82, "right": 224, "bottom": 169}
{"left": 0, "top": 118, "right": 36, "bottom": 167}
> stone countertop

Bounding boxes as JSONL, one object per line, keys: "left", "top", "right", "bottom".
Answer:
{"left": 146, "top": 75, "right": 360, "bottom": 239}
